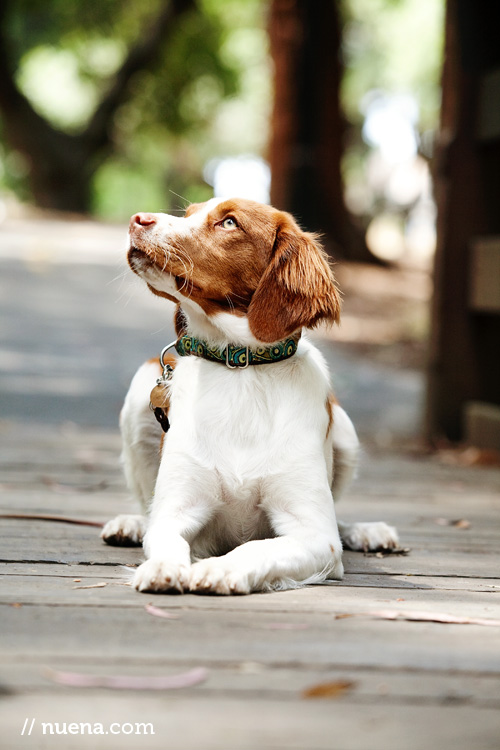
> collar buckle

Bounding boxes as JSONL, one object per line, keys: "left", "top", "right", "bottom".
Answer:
{"left": 226, "top": 345, "right": 250, "bottom": 369}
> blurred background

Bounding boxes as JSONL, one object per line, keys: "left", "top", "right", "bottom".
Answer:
{"left": 0, "top": 0, "right": 499, "bottom": 450}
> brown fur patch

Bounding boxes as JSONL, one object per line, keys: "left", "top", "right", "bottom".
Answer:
{"left": 147, "top": 357, "right": 162, "bottom": 370}
{"left": 325, "top": 392, "right": 339, "bottom": 439}
{"left": 146, "top": 285, "right": 179, "bottom": 304}
{"left": 247, "top": 215, "right": 341, "bottom": 342}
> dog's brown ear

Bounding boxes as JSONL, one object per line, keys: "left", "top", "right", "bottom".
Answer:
{"left": 247, "top": 219, "right": 341, "bottom": 343}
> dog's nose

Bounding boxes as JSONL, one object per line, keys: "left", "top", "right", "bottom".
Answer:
{"left": 130, "top": 213, "right": 157, "bottom": 229}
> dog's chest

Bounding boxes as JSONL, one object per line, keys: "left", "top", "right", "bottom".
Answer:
{"left": 168, "top": 360, "right": 290, "bottom": 471}
{"left": 192, "top": 474, "right": 272, "bottom": 554}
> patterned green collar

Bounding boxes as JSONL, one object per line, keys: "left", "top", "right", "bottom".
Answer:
{"left": 175, "top": 335, "right": 298, "bottom": 369}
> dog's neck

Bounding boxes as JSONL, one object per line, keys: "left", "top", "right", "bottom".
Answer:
{"left": 178, "top": 302, "right": 283, "bottom": 350}
{"left": 175, "top": 334, "right": 299, "bottom": 368}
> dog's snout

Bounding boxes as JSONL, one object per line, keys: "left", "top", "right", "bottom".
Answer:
{"left": 130, "top": 213, "right": 157, "bottom": 229}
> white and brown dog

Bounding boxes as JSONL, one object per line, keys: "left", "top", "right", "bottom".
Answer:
{"left": 102, "top": 198, "right": 399, "bottom": 594}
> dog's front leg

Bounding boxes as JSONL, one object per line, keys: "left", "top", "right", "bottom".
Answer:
{"left": 133, "top": 455, "right": 219, "bottom": 593}
{"left": 189, "top": 473, "right": 343, "bottom": 594}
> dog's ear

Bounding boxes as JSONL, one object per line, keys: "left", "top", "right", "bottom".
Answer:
{"left": 247, "top": 219, "right": 341, "bottom": 343}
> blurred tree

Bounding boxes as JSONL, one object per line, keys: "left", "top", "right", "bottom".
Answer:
{"left": 268, "top": 0, "right": 372, "bottom": 261}
{"left": 0, "top": 0, "right": 238, "bottom": 213}
{"left": 426, "top": 0, "right": 500, "bottom": 443}
{"left": 268, "top": 0, "right": 443, "bottom": 262}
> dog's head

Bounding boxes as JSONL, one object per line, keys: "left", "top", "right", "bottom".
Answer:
{"left": 128, "top": 198, "right": 340, "bottom": 344}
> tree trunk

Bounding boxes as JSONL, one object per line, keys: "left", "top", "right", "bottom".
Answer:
{"left": 426, "top": 0, "right": 500, "bottom": 442}
{"left": 268, "top": 0, "right": 372, "bottom": 262}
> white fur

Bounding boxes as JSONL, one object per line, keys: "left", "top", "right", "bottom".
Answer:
{"left": 103, "top": 203, "right": 399, "bottom": 593}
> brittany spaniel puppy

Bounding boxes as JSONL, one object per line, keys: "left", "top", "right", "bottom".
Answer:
{"left": 102, "top": 198, "right": 399, "bottom": 593}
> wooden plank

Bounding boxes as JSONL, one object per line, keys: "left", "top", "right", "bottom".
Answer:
{"left": 469, "top": 238, "right": 500, "bottom": 313}
{"left": 2, "top": 660, "right": 500, "bottom": 706}
{"left": 1, "top": 693, "right": 499, "bottom": 750}
{"left": 1, "top": 572, "right": 499, "bottom": 620}
{"left": 2, "top": 562, "right": 498, "bottom": 592}
{"left": 2, "top": 603, "right": 500, "bottom": 673}
{"left": 477, "top": 67, "right": 500, "bottom": 141}
{"left": 465, "top": 401, "right": 500, "bottom": 451}
{"left": 1, "top": 420, "right": 500, "bottom": 750}
{"left": 2, "top": 518, "right": 499, "bottom": 578}
{"left": 0, "top": 493, "right": 134, "bottom": 523}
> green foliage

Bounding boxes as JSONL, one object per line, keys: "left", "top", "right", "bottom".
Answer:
{"left": 340, "top": 0, "right": 445, "bottom": 234}
{"left": 0, "top": 0, "right": 444, "bottom": 220}
{"left": 1, "top": 0, "right": 268, "bottom": 217}
{"left": 341, "top": 0, "right": 445, "bottom": 130}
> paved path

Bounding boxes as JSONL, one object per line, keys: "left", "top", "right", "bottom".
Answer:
{"left": 1, "top": 215, "right": 499, "bottom": 749}
{"left": 0, "top": 215, "right": 422, "bottom": 440}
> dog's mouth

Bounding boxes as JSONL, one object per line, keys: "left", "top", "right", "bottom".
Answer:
{"left": 127, "top": 246, "right": 156, "bottom": 273}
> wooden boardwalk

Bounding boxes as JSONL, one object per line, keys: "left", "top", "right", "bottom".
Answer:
{"left": 1, "top": 420, "right": 500, "bottom": 750}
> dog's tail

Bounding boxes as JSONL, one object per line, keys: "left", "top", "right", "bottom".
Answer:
{"left": 331, "top": 405, "right": 360, "bottom": 502}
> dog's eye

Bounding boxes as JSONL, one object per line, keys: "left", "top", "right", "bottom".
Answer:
{"left": 221, "top": 217, "right": 238, "bottom": 229}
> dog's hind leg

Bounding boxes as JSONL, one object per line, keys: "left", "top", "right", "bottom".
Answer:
{"left": 331, "top": 404, "right": 400, "bottom": 552}
{"left": 331, "top": 404, "right": 360, "bottom": 502}
{"left": 102, "top": 360, "right": 163, "bottom": 547}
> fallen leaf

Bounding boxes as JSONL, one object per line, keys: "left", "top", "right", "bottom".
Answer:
{"left": 44, "top": 667, "right": 208, "bottom": 690}
{"left": 335, "top": 610, "right": 500, "bottom": 626}
{"left": 72, "top": 582, "right": 107, "bottom": 590}
{"left": 434, "top": 518, "right": 471, "bottom": 529}
{"left": 11, "top": 602, "right": 22, "bottom": 608}
{"left": 73, "top": 579, "right": 81, "bottom": 583}
{"left": 145, "top": 603, "right": 180, "bottom": 620}
{"left": 303, "top": 680, "right": 355, "bottom": 699}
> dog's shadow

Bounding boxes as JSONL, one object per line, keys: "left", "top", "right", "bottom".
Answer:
{"left": 328, "top": 548, "right": 433, "bottom": 591}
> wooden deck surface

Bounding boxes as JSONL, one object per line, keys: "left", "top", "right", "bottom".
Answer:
{"left": 1, "top": 421, "right": 500, "bottom": 750}
{"left": 1, "top": 220, "right": 499, "bottom": 748}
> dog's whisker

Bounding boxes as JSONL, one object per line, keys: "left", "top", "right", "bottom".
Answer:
{"left": 168, "top": 190, "right": 191, "bottom": 208}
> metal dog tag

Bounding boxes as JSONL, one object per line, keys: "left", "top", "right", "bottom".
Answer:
{"left": 150, "top": 344, "right": 176, "bottom": 433}
{"left": 150, "top": 383, "right": 170, "bottom": 410}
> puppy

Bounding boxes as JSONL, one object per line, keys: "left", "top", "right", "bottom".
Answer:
{"left": 102, "top": 198, "right": 399, "bottom": 593}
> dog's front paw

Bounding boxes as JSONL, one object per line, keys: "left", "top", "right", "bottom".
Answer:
{"left": 188, "top": 559, "right": 250, "bottom": 595}
{"left": 101, "top": 514, "right": 146, "bottom": 547}
{"left": 340, "top": 521, "right": 399, "bottom": 552}
{"left": 133, "top": 559, "right": 190, "bottom": 593}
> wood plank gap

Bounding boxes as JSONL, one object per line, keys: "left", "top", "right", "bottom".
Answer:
{"left": 2, "top": 654, "right": 500, "bottom": 679}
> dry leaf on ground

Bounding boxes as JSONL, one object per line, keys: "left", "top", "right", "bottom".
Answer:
{"left": 303, "top": 680, "right": 355, "bottom": 699}
{"left": 434, "top": 518, "right": 471, "bottom": 529}
{"left": 145, "top": 603, "right": 180, "bottom": 620}
{"left": 44, "top": 667, "right": 208, "bottom": 690}
{"left": 335, "top": 610, "right": 500, "bottom": 626}
{"left": 72, "top": 582, "right": 107, "bottom": 589}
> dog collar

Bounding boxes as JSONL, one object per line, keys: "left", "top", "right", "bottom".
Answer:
{"left": 150, "top": 334, "right": 298, "bottom": 432}
{"left": 174, "top": 335, "right": 298, "bottom": 369}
